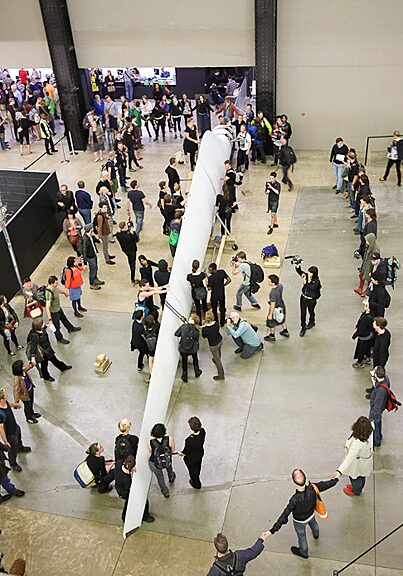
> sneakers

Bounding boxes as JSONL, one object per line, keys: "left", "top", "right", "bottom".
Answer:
{"left": 106, "top": 260, "right": 116, "bottom": 265}
{"left": 14, "top": 489, "right": 25, "bottom": 497}
{"left": 45, "top": 376, "right": 55, "bottom": 382}
{"left": 267, "top": 227, "right": 273, "bottom": 235}
{"left": 251, "top": 304, "right": 261, "bottom": 309}
{"left": 352, "top": 362, "right": 364, "bottom": 368}
{"left": 365, "top": 387, "right": 373, "bottom": 393}
{"left": 63, "top": 366, "right": 73, "bottom": 371}
{"left": 143, "top": 514, "right": 155, "bottom": 523}
{"left": 94, "top": 278, "right": 105, "bottom": 285}
{"left": 33, "top": 412, "right": 41, "bottom": 418}
{"left": 343, "top": 486, "right": 357, "bottom": 497}
{"left": 20, "top": 446, "right": 31, "bottom": 453}
{"left": 168, "top": 472, "right": 176, "bottom": 484}
{"left": 78, "top": 306, "right": 87, "bottom": 312}
{"left": 26, "top": 418, "right": 38, "bottom": 424}
{"left": 306, "top": 322, "right": 315, "bottom": 330}
{"left": 181, "top": 374, "right": 188, "bottom": 383}
{"left": 234, "top": 348, "right": 242, "bottom": 354}
{"left": 279, "top": 329, "right": 289, "bottom": 337}
{"left": 264, "top": 334, "right": 275, "bottom": 342}
{"left": 299, "top": 328, "right": 306, "bottom": 337}
{"left": 58, "top": 338, "right": 70, "bottom": 344}
{"left": 69, "top": 327, "right": 81, "bottom": 332}
{"left": 12, "top": 464, "right": 22, "bottom": 472}
{"left": 17, "top": 345, "right": 24, "bottom": 350}
{"left": 195, "top": 369, "right": 202, "bottom": 378}
{"left": 74, "top": 312, "right": 84, "bottom": 318}
{"left": 233, "top": 305, "right": 242, "bottom": 311}
{"left": 137, "top": 365, "right": 144, "bottom": 372}
{"left": 213, "top": 375, "right": 225, "bottom": 381}
{"left": 90, "top": 285, "right": 101, "bottom": 290}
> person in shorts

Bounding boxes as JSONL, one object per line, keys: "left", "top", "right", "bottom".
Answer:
{"left": 265, "top": 274, "right": 289, "bottom": 341}
{"left": 265, "top": 172, "right": 281, "bottom": 235}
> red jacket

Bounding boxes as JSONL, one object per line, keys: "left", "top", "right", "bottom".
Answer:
{"left": 65, "top": 266, "right": 84, "bottom": 289}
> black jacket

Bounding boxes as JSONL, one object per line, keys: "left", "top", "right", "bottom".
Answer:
{"left": 368, "top": 284, "right": 390, "bottom": 317}
{"left": 270, "top": 479, "right": 338, "bottom": 533}
{"left": 373, "top": 329, "right": 391, "bottom": 367}
{"left": 114, "top": 460, "right": 132, "bottom": 499}
{"left": 116, "top": 230, "right": 138, "bottom": 257}
{"left": 82, "top": 233, "right": 99, "bottom": 262}
{"left": 296, "top": 266, "right": 322, "bottom": 299}
{"left": 165, "top": 165, "right": 180, "bottom": 191}
{"left": 363, "top": 219, "right": 377, "bottom": 238}
{"left": 85, "top": 454, "right": 108, "bottom": 484}
{"left": 0, "top": 304, "right": 18, "bottom": 331}
{"left": 352, "top": 312, "right": 373, "bottom": 339}
{"left": 28, "top": 329, "right": 53, "bottom": 358}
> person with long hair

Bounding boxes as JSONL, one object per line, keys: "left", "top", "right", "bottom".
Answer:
{"left": 0, "top": 295, "right": 23, "bottom": 356}
{"left": 64, "top": 256, "right": 87, "bottom": 318}
{"left": 140, "top": 95, "right": 154, "bottom": 138}
{"left": 333, "top": 416, "right": 373, "bottom": 497}
{"left": 62, "top": 211, "right": 83, "bottom": 255}
{"left": 187, "top": 260, "right": 208, "bottom": 320}
{"left": 295, "top": 264, "right": 322, "bottom": 337}
{"left": 201, "top": 311, "right": 224, "bottom": 381}
{"left": 194, "top": 95, "right": 213, "bottom": 136}
{"left": 216, "top": 182, "right": 235, "bottom": 235}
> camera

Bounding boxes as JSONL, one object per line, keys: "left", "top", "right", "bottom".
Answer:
{"left": 354, "top": 250, "right": 361, "bottom": 260}
{"left": 285, "top": 255, "right": 303, "bottom": 266}
{"left": 231, "top": 256, "right": 238, "bottom": 263}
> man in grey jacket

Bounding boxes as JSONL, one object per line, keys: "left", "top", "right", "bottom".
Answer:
{"left": 367, "top": 366, "right": 390, "bottom": 447}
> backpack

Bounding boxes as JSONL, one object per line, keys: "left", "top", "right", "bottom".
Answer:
{"left": 235, "top": 171, "right": 244, "bottom": 186}
{"left": 145, "top": 331, "right": 157, "bottom": 354}
{"left": 132, "top": 301, "right": 149, "bottom": 322}
{"left": 288, "top": 146, "right": 297, "bottom": 164}
{"left": 180, "top": 324, "right": 198, "bottom": 353}
{"left": 261, "top": 244, "right": 279, "bottom": 258}
{"left": 34, "top": 285, "right": 47, "bottom": 306}
{"left": 384, "top": 256, "right": 400, "bottom": 289}
{"left": 151, "top": 436, "right": 172, "bottom": 470}
{"left": 247, "top": 262, "right": 264, "bottom": 294}
{"left": 379, "top": 383, "right": 401, "bottom": 412}
{"left": 60, "top": 267, "right": 72, "bottom": 286}
{"left": 213, "top": 552, "right": 245, "bottom": 576}
{"left": 92, "top": 212, "right": 105, "bottom": 235}
{"left": 114, "top": 435, "right": 135, "bottom": 462}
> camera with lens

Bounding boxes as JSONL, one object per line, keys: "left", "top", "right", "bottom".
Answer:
{"left": 285, "top": 255, "right": 303, "bottom": 266}
{"left": 231, "top": 256, "right": 238, "bottom": 263}
{"left": 353, "top": 250, "right": 361, "bottom": 260}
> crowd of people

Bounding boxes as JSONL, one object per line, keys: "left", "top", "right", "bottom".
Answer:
{"left": 0, "top": 72, "right": 400, "bottom": 575}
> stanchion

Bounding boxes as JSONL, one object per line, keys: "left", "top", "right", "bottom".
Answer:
{"left": 68, "top": 131, "right": 78, "bottom": 156}
{"left": 60, "top": 137, "right": 70, "bottom": 164}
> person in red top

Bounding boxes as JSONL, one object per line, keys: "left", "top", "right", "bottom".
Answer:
{"left": 18, "top": 69, "right": 29, "bottom": 85}
{"left": 64, "top": 256, "right": 87, "bottom": 318}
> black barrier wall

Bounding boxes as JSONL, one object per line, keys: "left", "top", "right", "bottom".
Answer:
{"left": 0, "top": 170, "right": 62, "bottom": 300}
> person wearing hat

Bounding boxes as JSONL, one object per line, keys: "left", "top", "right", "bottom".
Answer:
{"left": 81, "top": 223, "right": 105, "bottom": 290}
{"left": 115, "top": 221, "right": 139, "bottom": 284}
{"left": 370, "top": 252, "right": 387, "bottom": 283}
{"left": 368, "top": 271, "right": 391, "bottom": 318}
{"left": 380, "top": 131, "right": 401, "bottom": 187}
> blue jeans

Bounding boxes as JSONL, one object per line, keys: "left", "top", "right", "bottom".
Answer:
{"left": 1, "top": 475, "right": 17, "bottom": 496}
{"left": 373, "top": 417, "right": 382, "bottom": 446}
{"left": 79, "top": 208, "right": 91, "bottom": 225}
{"left": 350, "top": 476, "right": 366, "bottom": 496}
{"left": 333, "top": 162, "right": 344, "bottom": 190}
{"left": 293, "top": 517, "right": 319, "bottom": 557}
{"left": 236, "top": 284, "right": 258, "bottom": 308}
{"left": 125, "top": 82, "right": 133, "bottom": 101}
{"left": 134, "top": 210, "right": 144, "bottom": 236}
{"left": 87, "top": 257, "right": 98, "bottom": 285}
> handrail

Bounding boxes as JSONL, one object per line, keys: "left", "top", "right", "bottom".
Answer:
{"left": 23, "top": 134, "right": 67, "bottom": 171}
{"left": 364, "top": 134, "right": 395, "bottom": 165}
{"left": 333, "top": 521, "right": 403, "bottom": 575}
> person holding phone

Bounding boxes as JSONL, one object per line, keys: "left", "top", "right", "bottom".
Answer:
{"left": 295, "top": 265, "right": 322, "bottom": 337}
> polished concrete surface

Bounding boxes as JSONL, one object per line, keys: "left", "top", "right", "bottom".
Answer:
{"left": 0, "top": 124, "right": 402, "bottom": 575}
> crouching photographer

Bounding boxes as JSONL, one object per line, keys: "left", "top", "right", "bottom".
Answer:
{"left": 287, "top": 257, "right": 321, "bottom": 337}
{"left": 226, "top": 312, "right": 263, "bottom": 359}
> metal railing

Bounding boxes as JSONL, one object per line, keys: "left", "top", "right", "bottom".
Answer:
{"left": 23, "top": 131, "right": 77, "bottom": 170}
{"left": 364, "top": 134, "right": 395, "bottom": 165}
{"left": 333, "top": 521, "right": 403, "bottom": 575}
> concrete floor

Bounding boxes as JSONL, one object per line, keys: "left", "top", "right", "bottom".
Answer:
{"left": 0, "top": 123, "right": 402, "bottom": 575}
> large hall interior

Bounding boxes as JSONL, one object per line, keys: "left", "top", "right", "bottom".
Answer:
{"left": 0, "top": 1, "right": 402, "bottom": 575}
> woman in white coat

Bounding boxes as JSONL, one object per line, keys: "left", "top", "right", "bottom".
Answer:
{"left": 334, "top": 416, "right": 373, "bottom": 497}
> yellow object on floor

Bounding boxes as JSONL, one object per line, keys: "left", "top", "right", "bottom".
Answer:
{"left": 94, "top": 354, "right": 112, "bottom": 374}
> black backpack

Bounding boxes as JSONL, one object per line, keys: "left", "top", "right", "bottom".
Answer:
{"left": 180, "top": 324, "right": 198, "bottom": 354}
{"left": 92, "top": 212, "right": 105, "bottom": 235}
{"left": 151, "top": 436, "right": 172, "bottom": 470}
{"left": 60, "top": 267, "right": 73, "bottom": 286}
{"left": 247, "top": 262, "right": 264, "bottom": 294}
{"left": 214, "top": 552, "right": 245, "bottom": 576}
{"left": 34, "top": 285, "right": 47, "bottom": 306}
{"left": 114, "top": 435, "right": 136, "bottom": 462}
